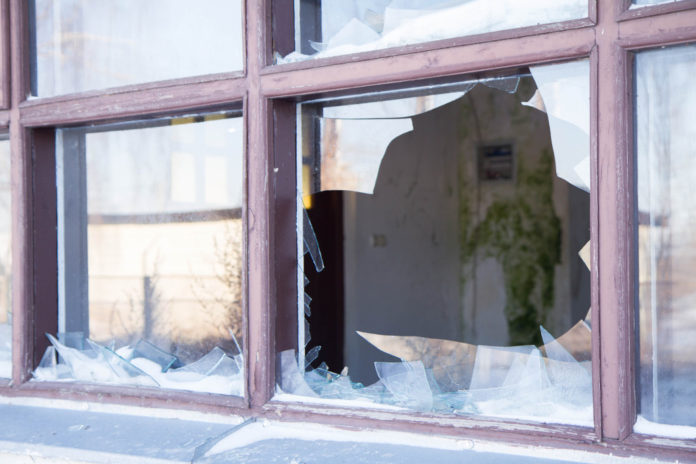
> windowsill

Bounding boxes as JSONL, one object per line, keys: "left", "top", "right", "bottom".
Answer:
{"left": 0, "top": 396, "right": 674, "bottom": 464}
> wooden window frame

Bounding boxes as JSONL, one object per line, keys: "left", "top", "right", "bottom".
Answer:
{"left": 0, "top": 0, "right": 693, "bottom": 460}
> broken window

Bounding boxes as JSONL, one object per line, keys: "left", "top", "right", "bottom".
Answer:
{"left": 0, "top": 137, "right": 10, "bottom": 379}
{"left": 276, "top": 60, "right": 593, "bottom": 425}
{"left": 30, "top": 0, "right": 243, "bottom": 96}
{"left": 32, "top": 112, "right": 245, "bottom": 395}
{"left": 275, "top": 0, "right": 588, "bottom": 64}
{"left": 635, "top": 43, "right": 696, "bottom": 429}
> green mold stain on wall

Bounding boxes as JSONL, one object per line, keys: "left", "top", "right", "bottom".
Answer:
{"left": 460, "top": 149, "right": 561, "bottom": 346}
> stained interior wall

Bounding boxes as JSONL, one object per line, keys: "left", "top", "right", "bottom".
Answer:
{"left": 341, "top": 81, "right": 589, "bottom": 384}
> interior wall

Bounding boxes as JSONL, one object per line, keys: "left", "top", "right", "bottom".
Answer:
{"left": 341, "top": 81, "right": 588, "bottom": 384}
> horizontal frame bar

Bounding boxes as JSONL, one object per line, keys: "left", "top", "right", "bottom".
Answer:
{"left": 260, "top": 28, "right": 595, "bottom": 98}
{"left": 0, "top": 382, "right": 249, "bottom": 414}
{"left": 19, "top": 75, "right": 247, "bottom": 127}
{"left": 618, "top": 8, "right": 696, "bottom": 49}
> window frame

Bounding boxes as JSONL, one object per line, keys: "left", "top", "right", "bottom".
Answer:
{"left": 0, "top": 0, "right": 692, "bottom": 460}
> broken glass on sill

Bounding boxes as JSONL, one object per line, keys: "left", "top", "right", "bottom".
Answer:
{"left": 33, "top": 332, "right": 244, "bottom": 395}
{"left": 276, "top": 322, "right": 591, "bottom": 422}
{"left": 279, "top": 0, "right": 588, "bottom": 64}
{"left": 46, "top": 112, "right": 245, "bottom": 396}
{"left": 285, "top": 60, "right": 592, "bottom": 424}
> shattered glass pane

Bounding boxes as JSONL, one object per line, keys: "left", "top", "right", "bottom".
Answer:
{"left": 276, "top": 0, "right": 588, "bottom": 64}
{"left": 33, "top": 333, "right": 244, "bottom": 395}
{"left": 31, "top": 0, "right": 243, "bottom": 97}
{"left": 0, "top": 137, "right": 10, "bottom": 379}
{"left": 38, "top": 112, "right": 244, "bottom": 395}
{"left": 636, "top": 44, "right": 696, "bottom": 428}
{"left": 281, "top": 62, "right": 593, "bottom": 425}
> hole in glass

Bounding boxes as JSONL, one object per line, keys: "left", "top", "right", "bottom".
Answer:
{"left": 278, "top": 60, "right": 593, "bottom": 425}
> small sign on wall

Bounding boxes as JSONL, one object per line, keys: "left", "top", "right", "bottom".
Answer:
{"left": 478, "top": 144, "right": 514, "bottom": 181}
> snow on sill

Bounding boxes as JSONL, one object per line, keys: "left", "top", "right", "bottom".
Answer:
{"left": 634, "top": 416, "right": 696, "bottom": 439}
{"left": 0, "top": 394, "right": 245, "bottom": 426}
{"left": 203, "top": 419, "right": 670, "bottom": 464}
{"left": 273, "top": 392, "right": 410, "bottom": 412}
{"left": 274, "top": 392, "right": 594, "bottom": 428}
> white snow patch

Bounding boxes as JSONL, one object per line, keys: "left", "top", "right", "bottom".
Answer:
{"left": 634, "top": 416, "right": 696, "bottom": 439}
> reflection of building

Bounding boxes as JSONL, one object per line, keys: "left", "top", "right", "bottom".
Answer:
{"left": 88, "top": 215, "right": 242, "bottom": 362}
{"left": 65, "top": 117, "right": 245, "bottom": 362}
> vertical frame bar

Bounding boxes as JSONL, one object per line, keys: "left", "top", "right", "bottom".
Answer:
{"left": 597, "top": 0, "right": 636, "bottom": 439}
{"left": 589, "top": 0, "right": 599, "bottom": 24}
{"left": 273, "top": 100, "right": 298, "bottom": 357}
{"left": 589, "top": 44, "right": 603, "bottom": 440}
{"left": 56, "top": 130, "right": 89, "bottom": 335}
{"left": 10, "top": 0, "right": 33, "bottom": 384}
{"left": 272, "top": 0, "right": 295, "bottom": 60}
{"left": 0, "top": 0, "right": 9, "bottom": 109}
{"left": 246, "top": 0, "right": 275, "bottom": 407}
{"left": 619, "top": 0, "right": 633, "bottom": 16}
{"left": 31, "top": 128, "right": 57, "bottom": 368}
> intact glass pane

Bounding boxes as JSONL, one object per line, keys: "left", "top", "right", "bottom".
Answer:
{"left": 32, "top": 113, "right": 244, "bottom": 395}
{"left": 632, "top": 0, "right": 683, "bottom": 6}
{"left": 31, "top": 0, "right": 243, "bottom": 97}
{"left": 636, "top": 44, "right": 696, "bottom": 431}
{"left": 276, "top": 0, "right": 588, "bottom": 64}
{"left": 277, "top": 61, "right": 593, "bottom": 425}
{"left": 0, "top": 138, "right": 10, "bottom": 379}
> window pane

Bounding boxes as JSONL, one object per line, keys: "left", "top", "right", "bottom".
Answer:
{"left": 31, "top": 0, "right": 243, "bottom": 97}
{"left": 632, "top": 0, "right": 683, "bottom": 6}
{"left": 278, "top": 61, "right": 593, "bottom": 425}
{"left": 32, "top": 113, "right": 244, "bottom": 395}
{"left": 636, "top": 44, "right": 696, "bottom": 430}
{"left": 276, "top": 0, "right": 588, "bottom": 64}
{"left": 0, "top": 138, "right": 10, "bottom": 379}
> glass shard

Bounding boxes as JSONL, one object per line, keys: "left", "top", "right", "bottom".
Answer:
{"left": 279, "top": 0, "right": 588, "bottom": 64}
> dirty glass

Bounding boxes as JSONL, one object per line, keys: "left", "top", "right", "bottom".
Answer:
{"left": 275, "top": 0, "right": 588, "bottom": 64}
{"left": 32, "top": 113, "right": 244, "bottom": 395}
{"left": 30, "top": 0, "right": 243, "bottom": 97}
{"left": 632, "top": 0, "right": 683, "bottom": 6}
{"left": 0, "top": 138, "right": 10, "bottom": 379}
{"left": 635, "top": 44, "right": 696, "bottom": 431}
{"left": 277, "top": 60, "right": 593, "bottom": 425}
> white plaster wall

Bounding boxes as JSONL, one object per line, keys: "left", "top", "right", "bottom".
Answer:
{"left": 342, "top": 81, "right": 589, "bottom": 384}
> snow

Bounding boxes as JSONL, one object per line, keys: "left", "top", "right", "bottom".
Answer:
{"left": 31, "top": 334, "right": 244, "bottom": 396}
{"left": 0, "top": 323, "right": 10, "bottom": 378}
{"left": 634, "top": 416, "right": 696, "bottom": 439}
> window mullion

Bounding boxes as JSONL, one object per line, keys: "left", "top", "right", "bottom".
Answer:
{"left": 596, "top": 0, "right": 636, "bottom": 439}
{"left": 9, "top": 0, "right": 33, "bottom": 385}
{"left": 246, "top": 0, "right": 275, "bottom": 408}
{"left": 0, "top": 0, "right": 10, "bottom": 109}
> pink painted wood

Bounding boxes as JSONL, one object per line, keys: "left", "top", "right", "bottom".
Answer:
{"left": 9, "top": 0, "right": 33, "bottom": 385}
{"left": 0, "top": 0, "right": 9, "bottom": 109}
{"left": 246, "top": 0, "right": 275, "bottom": 408}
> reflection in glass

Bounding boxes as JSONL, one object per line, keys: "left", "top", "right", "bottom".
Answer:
{"left": 32, "top": 0, "right": 243, "bottom": 96}
{"left": 636, "top": 44, "right": 696, "bottom": 428}
{"left": 0, "top": 138, "right": 10, "bottom": 379}
{"left": 280, "top": 62, "right": 592, "bottom": 425}
{"left": 632, "top": 0, "right": 681, "bottom": 6}
{"left": 34, "top": 113, "right": 244, "bottom": 395}
{"left": 278, "top": 0, "right": 588, "bottom": 64}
